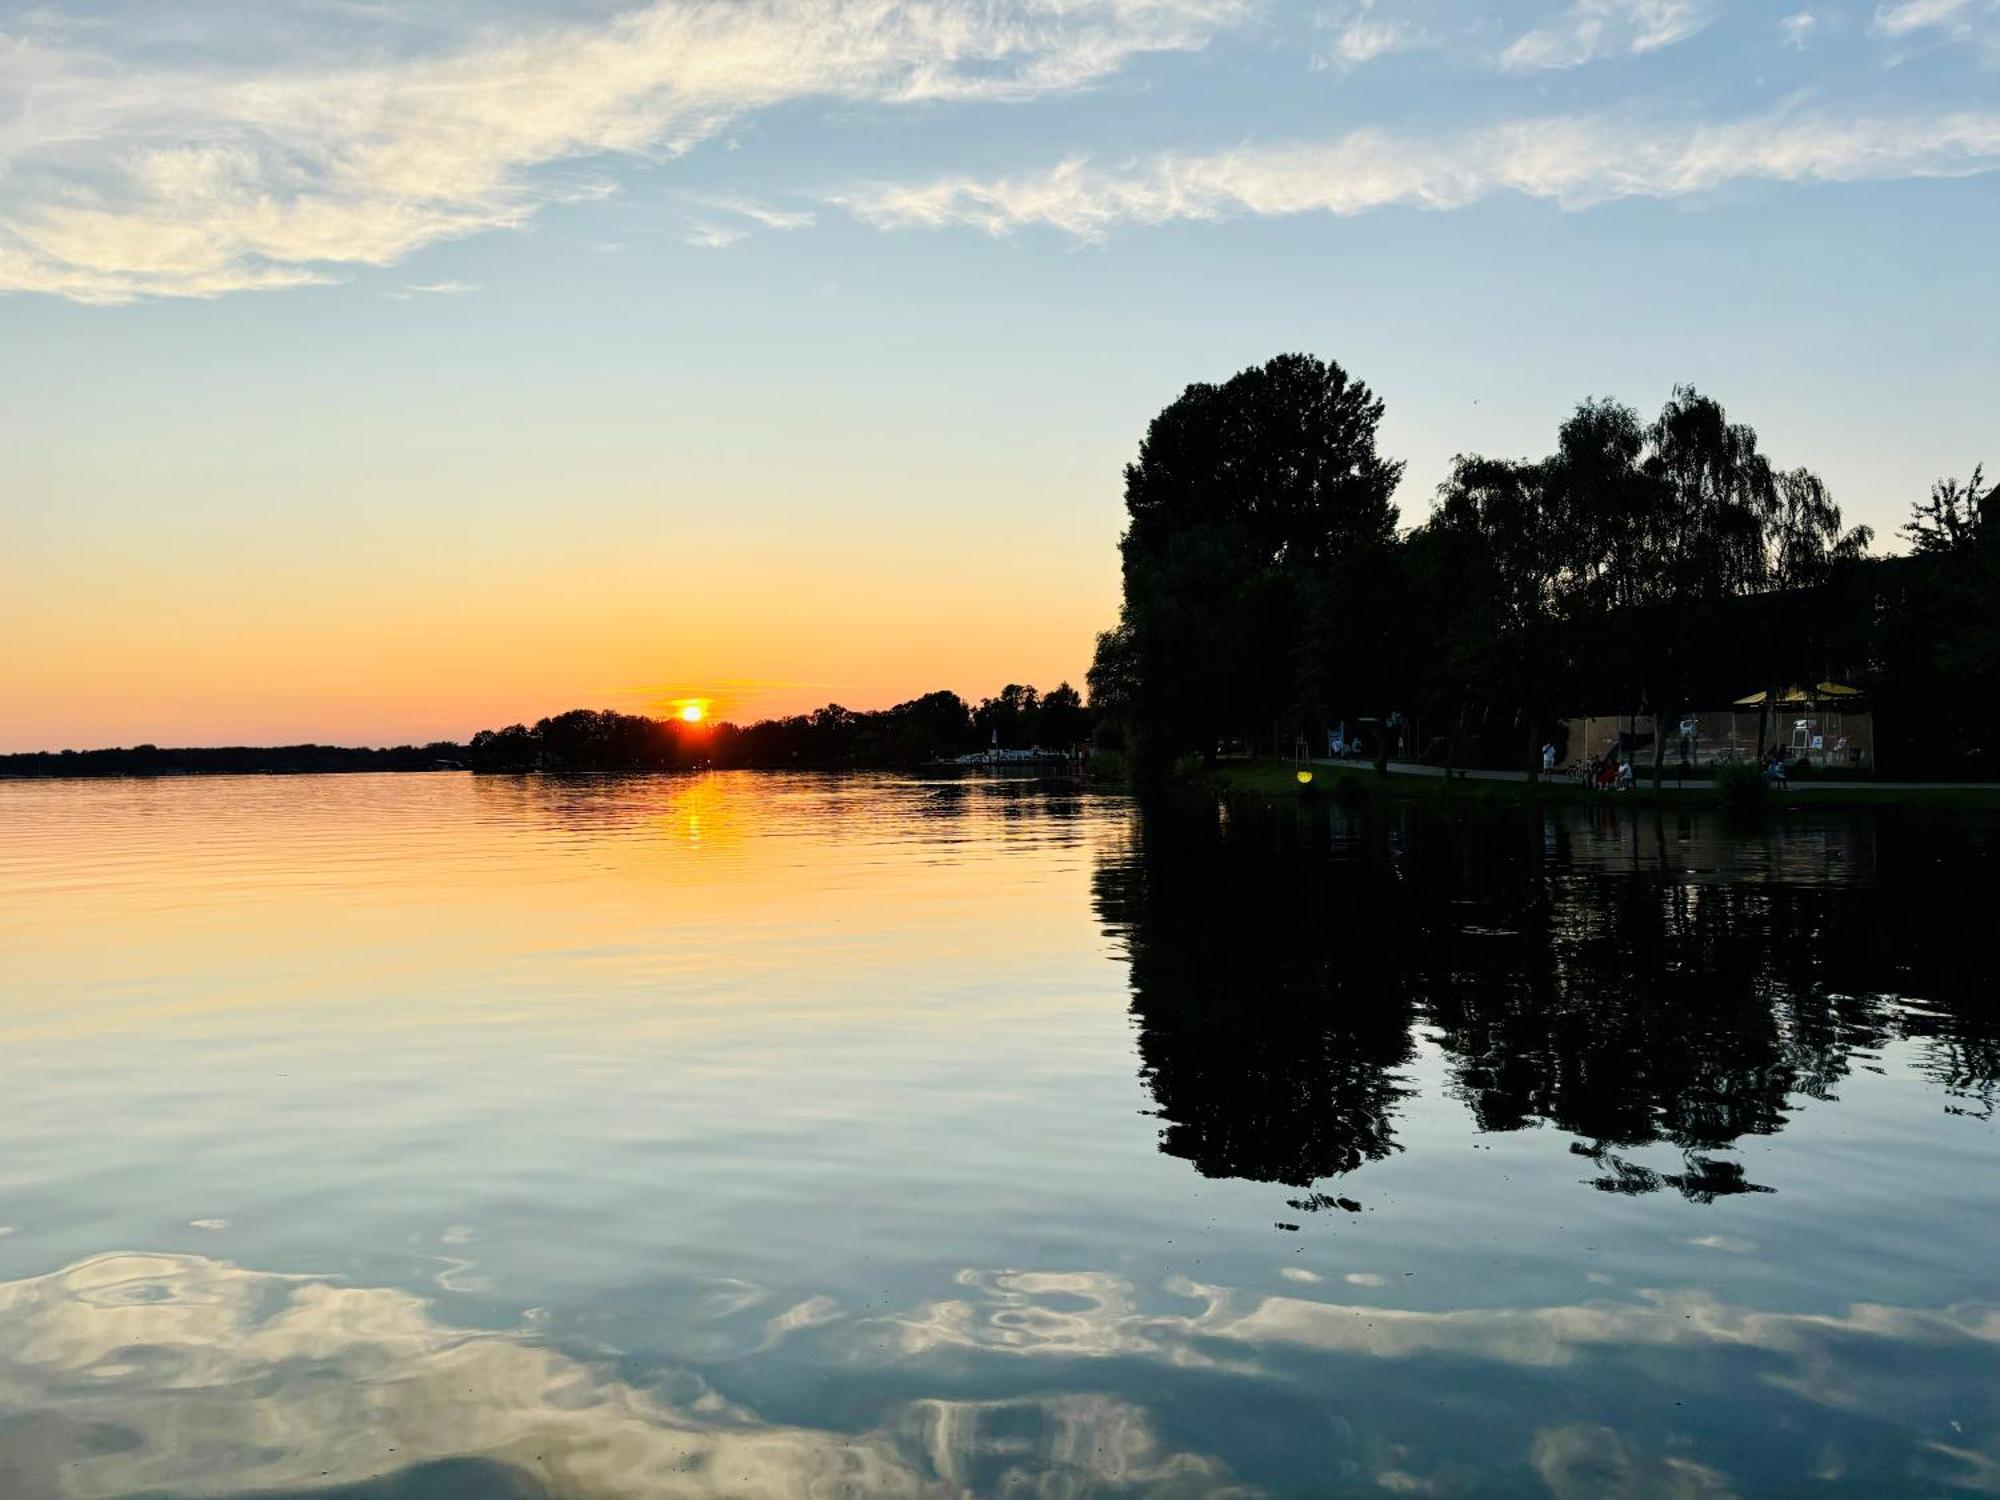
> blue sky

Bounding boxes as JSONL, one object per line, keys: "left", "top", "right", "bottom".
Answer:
{"left": 1, "top": 0, "right": 1996, "bottom": 745}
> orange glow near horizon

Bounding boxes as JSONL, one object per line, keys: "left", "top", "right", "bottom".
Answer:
{"left": 2, "top": 507, "right": 1116, "bottom": 752}
{"left": 679, "top": 702, "right": 707, "bottom": 724}
{"left": 0, "top": 546, "right": 1111, "bottom": 752}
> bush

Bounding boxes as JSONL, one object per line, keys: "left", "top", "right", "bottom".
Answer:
{"left": 1713, "top": 761, "right": 1767, "bottom": 810}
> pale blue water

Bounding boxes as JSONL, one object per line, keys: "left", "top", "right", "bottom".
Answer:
{"left": 0, "top": 771, "right": 1993, "bottom": 1497}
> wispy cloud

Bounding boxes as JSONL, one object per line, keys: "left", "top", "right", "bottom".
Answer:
{"left": 842, "top": 108, "right": 2000, "bottom": 237}
{"left": 1313, "top": 0, "right": 1424, "bottom": 70}
{"left": 1873, "top": 0, "right": 1971, "bottom": 33}
{"left": 676, "top": 192, "right": 817, "bottom": 250}
{"left": 1780, "top": 11, "right": 1820, "bottom": 48}
{"left": 680, "top": 193, "right": 819, "bottom": 232}
{"left": 403, "top": 279, "right": 478, "bottom": 295}
{"left": 0, "top": 0, "right": 1246, "bottom": 304}
{"left": 1498, "top": 0, "right": 1714, "bottom": 70}
{"left": 1870, "top": 0, "right": 1998, "bottom": 64}
{"left": 683, "top": 223, "right": 749, "bottom": 250}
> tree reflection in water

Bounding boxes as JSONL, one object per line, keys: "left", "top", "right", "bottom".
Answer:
{"left": 1095, "top": 799, "right": 1998, "bottom": 1204}
{"left": 1092, "top": 800, "right": 1420, "bottom": 1193}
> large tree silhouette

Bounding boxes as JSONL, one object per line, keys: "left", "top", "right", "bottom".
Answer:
{"left": 1113, "top": 353, "right": 1403, "bottom": 774}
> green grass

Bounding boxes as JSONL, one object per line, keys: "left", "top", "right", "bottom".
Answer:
{"left": 1198, "top": 759, "right": 2000, "bottom": 812}
{"left": 1200, "top": 759, "right": 1597, "bottom": 804}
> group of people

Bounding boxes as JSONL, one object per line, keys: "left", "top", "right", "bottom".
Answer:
{"left": 1571, "top": 743, "right": 1800, "bottom": 789}
{"left": 1547, "top": 741, "right": 1636, "bottom": 790}
{"left": 1537, "top": 734, "right": 1828, "bottom": 791}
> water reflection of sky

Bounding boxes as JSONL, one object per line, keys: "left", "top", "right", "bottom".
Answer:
{"left": 4, "top": 1250, "right": 1996, "bottom": 1497}
{"left": 0, "top": 773, "right": 1994, "bottom": 1497}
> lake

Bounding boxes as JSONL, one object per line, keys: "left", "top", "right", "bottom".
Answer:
{"left": 0, "top": 771, "right": 1994, "bottom": 1498}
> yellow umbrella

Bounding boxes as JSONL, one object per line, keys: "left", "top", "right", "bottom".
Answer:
{"left": 1733, "top": 683, "right": 1863, "bottom": 706}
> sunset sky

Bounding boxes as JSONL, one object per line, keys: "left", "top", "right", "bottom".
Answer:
{"left": 4, "top": 0, "right": 1995, "bottom": 750}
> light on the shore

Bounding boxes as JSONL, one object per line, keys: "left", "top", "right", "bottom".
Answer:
{"left": 1296, "top": 770, "right": 1313, "bottom": 785}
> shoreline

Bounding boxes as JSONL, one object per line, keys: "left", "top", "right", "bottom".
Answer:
{"left": 0, "top": 761, "right": 1093, "bottom": 785}
{"left": 12, "top": 756, "right": 2000, "bottom": 812}
{"left": 1200, "top": 758, "right": 2000, "bottom": 813}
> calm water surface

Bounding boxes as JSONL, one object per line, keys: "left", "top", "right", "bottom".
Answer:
{"left": 0, "top": 771, "right": 1995, "bottom": 1498}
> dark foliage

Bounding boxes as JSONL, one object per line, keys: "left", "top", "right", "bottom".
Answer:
{"left": 1713, "top": 761, "right": 1767, "bottom": 809}
{"left": 1111, "top": 352, "right": 1403, "bottom": 777}
{"left": 1871, "top": 466, "right": 2000, "bottom": 773}
{"left": 1093, "top": 353, "right": 1990, "bottom": 778}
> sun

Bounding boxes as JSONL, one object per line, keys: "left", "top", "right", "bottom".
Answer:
{"left": 679, "top": 703, "right": 706, "bottom": 724}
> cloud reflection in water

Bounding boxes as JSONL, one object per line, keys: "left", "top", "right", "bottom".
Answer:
{"left": 0, "top": 1253, "right": 1245, "bottom": 1498}
{"left": 1, "top": 1248, "right": 1998, "bottom": 1496}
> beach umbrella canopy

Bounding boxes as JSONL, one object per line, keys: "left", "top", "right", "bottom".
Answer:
{"left": 1733, "top": 683, "right": 1864, "bottom": 706}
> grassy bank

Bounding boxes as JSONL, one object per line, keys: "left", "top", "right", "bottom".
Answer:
{"left": 1199, "top": 759, "right": 2000, "bottom": 813}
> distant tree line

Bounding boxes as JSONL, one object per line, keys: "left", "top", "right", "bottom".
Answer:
{"left": 466, "top": 684, "right": 1087, "bottom": 772}
{"left": 1090, "top": 352, "right": 1995, "bottom": 779}
{"left": 2, "top": 685, "right": 1092, "bottom": 779}
{"left": 0, "top": 742, "right": 466, "bottom": 779}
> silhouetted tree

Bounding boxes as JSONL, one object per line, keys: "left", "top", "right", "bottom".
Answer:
{"left": 1627, "top": 387, "right": 1777, "bottom": 777}
{"left": 857, "top": 690, "right": 976, "bottom": 763}
{"left": 1903, "top": 464, "right": 1991, "bottom": 556}
{"left": 1086, "top": 620, "right": 1140, "bottom": 753}
{"left": 1875, "top": 463, "right": 2000, "bottom": 769}
{"left": 1420, "top": 454, "right": 1581, "bottom": 778}
{"left": 1382, "top": 390, "right": 1872, "bottom": 778}
{"left": 469, "top": 724, "right": 538, "bottom": 772}
{"left": 973, "top": 684, "right": 1040, "bottom": 749}
{"left": 1036, "top": 682, "right": 1089, "bottom": 747}
{"left": 1767, "top": 468, "right": 1873, "bottom": 591}
{"left": 1115, "top": 353, "right": 1403, "bottom": 775}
